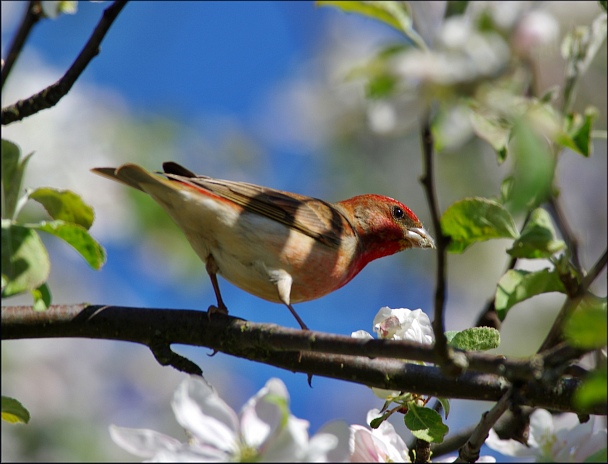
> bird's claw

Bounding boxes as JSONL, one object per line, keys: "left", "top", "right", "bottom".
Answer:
{"left": 207, "top": 304, "right": 229, "bottom": 318}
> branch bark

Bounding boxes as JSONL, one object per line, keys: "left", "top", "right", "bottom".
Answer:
{"left": 2, "top": 304, "right": 603, "bottom": 415}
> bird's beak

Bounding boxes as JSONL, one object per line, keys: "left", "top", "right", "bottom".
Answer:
{"left": 405, "top": 227, "right": 435, "bottom": 249}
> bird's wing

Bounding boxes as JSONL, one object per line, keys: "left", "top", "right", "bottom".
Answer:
{"left": 163, "top": 162, "right": 351, "bottom": 248}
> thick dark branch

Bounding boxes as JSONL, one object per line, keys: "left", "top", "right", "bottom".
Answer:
{"left": 2, "top": 304, "right": 602, "bottom": 415}
{"left": 1, "top": 1, "right": 43, "bottom": 89}
{"left": 1, "top": 0, "right": 128, "bottom": 125}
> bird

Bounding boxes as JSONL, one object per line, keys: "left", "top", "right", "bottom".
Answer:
{"left": 92, "top": 162, "right": 435, "bottom": 330}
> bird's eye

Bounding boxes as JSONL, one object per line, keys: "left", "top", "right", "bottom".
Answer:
{"left": 392, "top": 206, "right": 405, "bottom": 219}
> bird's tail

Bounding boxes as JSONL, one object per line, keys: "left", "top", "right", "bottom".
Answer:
{"left": 91, "top": 163, "right": 175, "bottom": 193}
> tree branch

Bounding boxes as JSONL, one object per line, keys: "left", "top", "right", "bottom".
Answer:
{"left": 455, "top": 387, "right": 512, "bottom": 462}
{"left": 2, "top": 304, "right": 603, "bottom": 415}
{"left": 1, "top": 0, "right": 128, "bottom": 125}
{"left": 1, "top": 1, "right": 43, "bottom": 90}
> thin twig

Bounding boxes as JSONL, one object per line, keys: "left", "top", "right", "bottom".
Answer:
{"left": 429, "top": 425, "right": 474, "bottom": 460}
{"left": 538, "top": 248, "right": 607, "bottom": 352}
{"left": 419, "top": 114, "right": 456, "bottom": 371}
{"left": 475, "top": 255, "right": 517, "bottom": 330}
{"left": 455, "top": 387, "right": 513, "bottom": 463}
{"left": 1, "top": 1, "right": 43, "bottom": 90}
{"left": 547, "top": 196, "right": 582, "bottom": 272}
{"left": 1, "top": 0, "right": 128, "bottom": 125}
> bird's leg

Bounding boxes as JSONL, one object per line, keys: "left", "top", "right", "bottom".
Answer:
{"left": 206, "top": 255, "right": 228, "bottom": 315}
{"left": 286, "top": 303, "right": 309, "bottom": 331}
{"left": 275, "top": 272, "right": 309, "bottom": 330}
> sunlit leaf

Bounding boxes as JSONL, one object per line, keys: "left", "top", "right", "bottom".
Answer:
{"left": 317, "top": 1, "right": 411, "bottom": 34}
{"left": 447, "top": 327, "right": 501, "bottom": 351}
{"left": 495, "top": 269, "right": 567, "bottom": 320}
{"left": 441, "top": 198, "right": 519, "bottom": 253}
{"left": 1, "top": 139, "right": 34, "bottom": 220}
{"left": 404, "top": 402, "right": 449, "bottom": 443}
{"left": 30, "top": 187, "right": 95, "bottom": 230}
{"left": 1, "top": 396, "right": 30, "bottom": 424}
{"left": 1, "top": 220, "right": 50, "bottom": 298}
{"left": 28, "top": 220, "right": 106, "bottom": 270}
{"left": 31, "top": 283, "right": 52, "bottom": 311}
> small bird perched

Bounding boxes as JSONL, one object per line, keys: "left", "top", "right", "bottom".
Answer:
{"left": 92, "top": 162, "right": 434, "bottom": 330}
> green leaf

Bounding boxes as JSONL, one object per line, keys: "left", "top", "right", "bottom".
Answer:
{"left": 1, "top": 139, "right": 34, "bottom": 220}
{"left": 437, "top": 397, "right": 451, "bottom": 419}
{"left": 507, "top": 208, "right": 566, "bottom": 259}
{"left": 32, "top": 283, "right": 52, "bottom": 311}
{"left": 441, "top": 198, "right": 519, "bottom": 253}
{"left": 366, "top": 74, "right": 398, "bottom": 99}
{"left": 30, "top": 187, "right": 95, "bottom": 230}
{"left": 317, "top": 1, "right": 410, "bottom": 34}
{"left": 469, "top": 110, "right": 511, "bottom": 163}
{"left": 564, "top": 295, "right": 607, "bottom": 349}
{"left": 573, "top": 367, "right": 607, "bottom": 411}
{"left": 1, "top": 220, "right": 50, "bottom": 298}
{"left": 404, "top": 402, "right": 449, "bottom": 443}
{"left": 1, "top": 396, "right": 30, "bottom": 424}
{"left": 447, "top": 327, "right": 501, "bottom": 351}
{"left": 561, "top": 107, "right": 598, "bottom": 157}
{"left": 369, "top": 415, "right": 386, "bottom": 429}
{"left": 585, "top": 447, "right": 608, "bottom": 463}
{"left": 507, "top": 119, "right": 555, "bottom": 213}
{"left": 495, "top": 269, "right": 567, "bottom": 320}
{"left": 28, "top": 220, "right": 106, "bottom": 270}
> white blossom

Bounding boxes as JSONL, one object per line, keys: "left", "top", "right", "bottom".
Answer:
{"left": 485, "top": 409, "right": 607, "bottom": 462}
{"left": 110, "top": 375, "right": 350, "bottom": 462}
{"left": 349, "top": 409, "right": 410, "bottom": 462}
{"left": 352, "top": 307, "right": 434, "bottom": 401}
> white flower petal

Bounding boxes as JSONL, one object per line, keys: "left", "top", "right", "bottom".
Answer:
{"left": 240, "top": 378, "right": 290, "bottom": 449}
{"left": 172, "top": 375, "right": 239, "bottom": 453}
{"left": 260, "top": 415, "right": 310, "bottom": 461}
{"left": 351, "top": 330, "right": 373, "bottom": 340}
{"left": 306, "top": 421, "right": 351, "bottom": 463}
{"left": 374, "top": 420, "right": 409, "bottom": 462}
{"left": 372, "top": 307, "right": 394, "bottom": 326}
{"left": 109, "top": 425, "right": 182, "bottom": 458}
{"left": 485, "top": 428, "right": 538, "bottom": 458}
{"left": 149, "top": 444, "right": 229, "bottom": 463}
{"left": 487, "top": 409, "right": 607, "bottom": 462}
{"left": 350, "top": 425, "right": 386, "bottom": 462}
